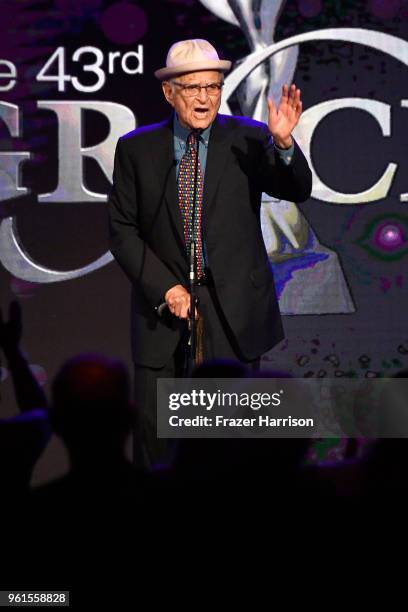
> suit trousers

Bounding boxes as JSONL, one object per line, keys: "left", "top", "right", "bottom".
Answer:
{"left": 133, "top": 283, "right": 260, "bottom": 469}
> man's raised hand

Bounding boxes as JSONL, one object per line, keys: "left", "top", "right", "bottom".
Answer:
{"left": 267, "top": 83, "right": 303, "bottom": 149}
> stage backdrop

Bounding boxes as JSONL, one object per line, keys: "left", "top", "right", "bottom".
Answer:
{"left": 0, "top": 0, "right": 407, "bottom": 480}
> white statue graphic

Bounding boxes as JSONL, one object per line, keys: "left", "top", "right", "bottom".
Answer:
{"left": 200, "top": 0, "right": 354, "bottom": 314}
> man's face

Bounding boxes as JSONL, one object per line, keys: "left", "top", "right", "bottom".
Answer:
{"left": 162, "top": 70, "right": 223, "bottom": 130}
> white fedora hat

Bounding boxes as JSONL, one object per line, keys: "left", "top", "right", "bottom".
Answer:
{"left": 154, "top": 39, "right": 231, "bottom": 80}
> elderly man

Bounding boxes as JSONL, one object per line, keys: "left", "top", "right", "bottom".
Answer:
{"left": 109, "top": 39, "right": 312, "bottom": 467}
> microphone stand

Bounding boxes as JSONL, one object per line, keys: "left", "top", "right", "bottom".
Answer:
{"left": 185, "top": 130, "right": 201, "bottom": 376}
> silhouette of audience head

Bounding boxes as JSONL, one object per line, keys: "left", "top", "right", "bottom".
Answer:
{"left": 49, "top": 354, "right": 133, "bottom": 464}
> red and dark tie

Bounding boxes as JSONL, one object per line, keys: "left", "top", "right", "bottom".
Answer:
{"left": 178, "top": 131, "right": 205, "bottom": 279}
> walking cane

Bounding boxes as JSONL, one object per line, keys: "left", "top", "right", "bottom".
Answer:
{"left": 185, "top": 128, "right": 202, "bottom": 376}
{"left": 186, "top": 240, "right": 198, "bottom": 375}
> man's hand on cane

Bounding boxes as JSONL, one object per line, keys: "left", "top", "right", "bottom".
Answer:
{"left": 165, "top": 285, "right": 198, "bottom": 320}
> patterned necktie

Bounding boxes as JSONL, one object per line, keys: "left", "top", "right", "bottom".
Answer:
{"left": 178, "top": 131, "right": 205, "bottom": 279}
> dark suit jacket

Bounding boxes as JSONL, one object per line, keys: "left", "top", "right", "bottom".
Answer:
{"left": 108, "top": 113, "right": 312, "bottom": 367}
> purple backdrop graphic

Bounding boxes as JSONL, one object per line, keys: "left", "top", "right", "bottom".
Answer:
{"left": 0, "top": 0, "right": 407, "bottom": 476}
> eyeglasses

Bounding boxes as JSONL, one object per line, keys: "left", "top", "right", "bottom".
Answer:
{"left": 171, "top": 81, "right": 224, "bottom": 97}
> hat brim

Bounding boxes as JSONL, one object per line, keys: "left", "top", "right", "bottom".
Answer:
{"left": 154, "top": 59, "right": 231, "bottom": 80}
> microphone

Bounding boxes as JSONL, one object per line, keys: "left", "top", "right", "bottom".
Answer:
{"left": 156, "top": 302, "right": 168, "bottom": 318}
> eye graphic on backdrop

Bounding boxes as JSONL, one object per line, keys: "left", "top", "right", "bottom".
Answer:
{"left": 356, "top": 214, "right": 408, "bottom": 262}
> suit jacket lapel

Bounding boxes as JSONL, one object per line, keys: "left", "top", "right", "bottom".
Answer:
{"left": 150, "top": 116, "right": 185, "bottom": 248}
{"left": 203, "top": 114, "right": 231, "bottom": 216}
